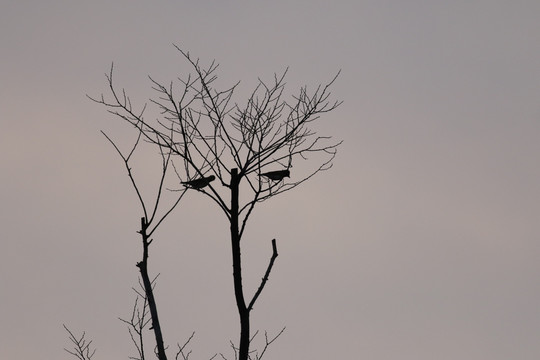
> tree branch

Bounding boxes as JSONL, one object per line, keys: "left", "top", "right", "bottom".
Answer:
{"left": 63, "top": 325, "right": 96, "bottom": 360}
{"left": 248, "top": 239, "right": 278, "bottom": 312}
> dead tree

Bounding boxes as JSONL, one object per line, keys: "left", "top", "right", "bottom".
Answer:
{"left": 101, "top": 130, "right": 187, "bottom": 360}
{"left": 91, "top": 46, "right": 342, "bottom": 360}
{"left": 64, "top": 129, "right": 190, "bottom": 359}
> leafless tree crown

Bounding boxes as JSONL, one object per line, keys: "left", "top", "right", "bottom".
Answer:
{"left": 90, "top": 46, "right": 342, "bottom": 228}
{"left": 83, "top": 47, "right": 342, "bottom": 360}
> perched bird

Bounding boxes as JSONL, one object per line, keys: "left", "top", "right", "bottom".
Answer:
{"left": 260, "top": 169, "right": 290, "bottom": 181}
{"left": 181, "top": 175, "right": 215, "bottom": 189}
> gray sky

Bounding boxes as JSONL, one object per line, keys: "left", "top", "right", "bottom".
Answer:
{"left": 2, "top": 1, "right": 540, "bottom": 359}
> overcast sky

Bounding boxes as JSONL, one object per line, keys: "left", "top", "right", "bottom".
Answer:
{"left": 2, "top": 1, "right": 540, "bottom": 359}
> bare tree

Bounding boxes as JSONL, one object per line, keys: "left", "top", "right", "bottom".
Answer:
{"left": 89, "top": 47, "right": 341, "bottom": 360}
{"left": 101, "top": 129, "right": 187, "bottom": 360}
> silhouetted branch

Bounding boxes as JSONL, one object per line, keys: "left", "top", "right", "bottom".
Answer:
{"left": 250, "top": 327, "right": 286, "bottom": 360}
{"left": 101, "top": 130, "right": 149, "bottom": 220}
{"left": 119, "top": 296, "right": 150, "bottom": 360}
{"left": 248, "top": 239, "right": 278, "bottom": 312}
{"left": 63, "top": 325, "right": 96, "bottom": 360}
{"left": 174, "top": 332, "right": 195, "bottom": 360}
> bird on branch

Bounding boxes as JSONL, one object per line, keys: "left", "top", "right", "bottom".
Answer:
{"left": 181, "top": 175, "right": 215, "bottom": 189}
{"left": 260, "top": 169, "right": 290, "bottom": 181}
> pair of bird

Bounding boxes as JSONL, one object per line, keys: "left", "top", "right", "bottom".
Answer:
{"left": 181, "top": 169, "right": 290, "bottom": 189}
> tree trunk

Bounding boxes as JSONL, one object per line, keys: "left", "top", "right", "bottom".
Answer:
{"left": 137, "top": 217, "right": 168, "bottom": 360}
{"left": 230, "top": 169, "right": 250, "bottom": 360}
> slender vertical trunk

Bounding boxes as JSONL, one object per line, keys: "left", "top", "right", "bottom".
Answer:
{"left": 230, "top": 169, "right": 250, "bottom": 360}
{"left": 137, "top": 217, "right": 168, "bottom": 360}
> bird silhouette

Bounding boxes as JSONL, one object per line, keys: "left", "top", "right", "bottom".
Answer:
{"left": 260, "top": 169, "right": 290, "bottom": 181}
{"left": 181, "top": 175, "right": 216, "bottom": 189}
